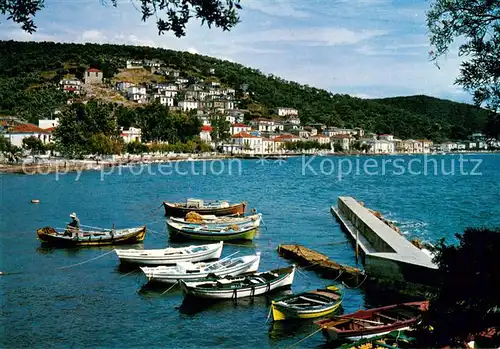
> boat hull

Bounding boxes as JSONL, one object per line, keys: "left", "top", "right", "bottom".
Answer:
{"left": 115, "top": 241, "right": 223, "bottom": 265}
{"left": 141, "top": 254, "right": 261, "bottom": 284}
{"left": 180, "top": 266, "right": 295, "bottom": 299}
{"left": 36, "top": 226, "right": 146, "bottom": 247}
{"left": 163, "top": 201, "right": 246, "bottom": 217}
{"left": 167, "top": 224, "right": 258, "bottom": 242}
{"left": 321, "top": 325, "right": 411, "bottom": 342}
{"left": 271, "top": 301, "right": 341, "bottom": 321}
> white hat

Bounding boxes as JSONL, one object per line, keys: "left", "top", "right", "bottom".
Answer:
{"left": 70, "top": 212, "right": 77, "bottom": 218}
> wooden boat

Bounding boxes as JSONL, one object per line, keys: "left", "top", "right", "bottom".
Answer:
{"left": 167, "top": 220, "right": 259, "bottom": 242}
{"left": 180, "top": 265, "right": 295, "bottom": 299}
{"left": 140, "top": 253, "right": 261, "bottom": 284}
{"left": 114, "top": 241, "right": 223, "bottom": 265}
{"left": 170, "top": 213, "right": 261, "bottom": 227}
{"left": 315, "top": 301, "right": 428, "bottom": 341}
{"left": 271, "top": 285, "right": 342, "bottom": 321}
{"left": 36, "top": 226, "right": 146, "bottom": 247}
{"left": 163, "top": 199, "right": 246, "bottom": 217}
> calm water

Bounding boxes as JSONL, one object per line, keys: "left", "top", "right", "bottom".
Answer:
{"left": 1, "top": 154, "right": 500, "bottom": 348}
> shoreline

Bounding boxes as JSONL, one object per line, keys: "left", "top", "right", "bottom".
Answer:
{"left": 0, "top": 151, "right": 497, "bottom": 174}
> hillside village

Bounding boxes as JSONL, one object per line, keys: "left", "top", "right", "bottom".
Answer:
{"left": 1, "top": 57, "right": 494, "bottom": 156}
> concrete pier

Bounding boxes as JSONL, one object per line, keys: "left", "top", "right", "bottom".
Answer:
{"left": 332, "top": 196, "right": 439, "bottom": 293}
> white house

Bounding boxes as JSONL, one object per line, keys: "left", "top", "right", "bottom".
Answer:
{"left": 4, "top": 123, "right": 52, "bottom": 147}
{"left": 378, "top": 134, "right": 394, "bottom": 141}
{"left": 276, "top": 107, "right": 299, "bottom": 117}
{"left": 178, "top": 100, "right": 199, "bottom": 111}
{"left": 331, "top": 134, "right": 354, "bottom": 151}
{"left": 121, "top": 127, "right": 142, "bottom": 143}
{"left": 440, "top": 142, "right": 458, "bottom": 152}
{"left": 310, "top": 134, "right": 331, "bottom": 145}
{"left": 153, "top": 94, "right": 174, "bottom": 107}
{"left": 367, "top": 139, "right": 395, "bottom": 153}
{"left": 249, "top": 118, "right": 284, "bottom": 132}
{"left": 59, "top": 78, "right": 82, "bottom": 94}
{"left": 231, "top": 123, "right": 251, "bottom": 135}
{"left": 200, "top": 125, "right": 212, "bottom": 142}
{"left": 176, "top": 78, "right": 189, "bottom": 85}
{"left": 116, "top": 81, "right": 134, "bottom": 91}
{"left": 38, "top": 118, "right": 59, "bottom": 130}
{"left": 127, "top": 86, "right": 147, "bottom": 103}
{"left": 126, "top": 60, "right": 143, "bottom": 69}
{"left": 232, "top": 132, "right": 263, "bottom": 153}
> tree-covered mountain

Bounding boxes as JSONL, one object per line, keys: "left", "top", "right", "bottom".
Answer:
{"left": 0, "top": 40, "right": 491, "bottom": 141}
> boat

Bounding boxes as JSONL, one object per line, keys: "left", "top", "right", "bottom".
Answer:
{"left": 163, "top": 198, "right": 247, "bottom": 217}
{"left": 114, "top": 241, "right": 224, "bottom": 265}
{"left": 36, "top": 225, "right": 146, "bottom": 247}
{"left": 170, "top": 213, "right": 261, "bottom": 227}
{"left": 271, "top": 285, "right": 342, "bottom": 321}
{"left": 179, "top": 265, "right": 295, "bottom": 299}
{"left": 140, "top": 253, "right": 261, "bottom": 284}
{"left": 315, "top": 301, "right": 428, "bottom": 341}
{"left": 167, "top": 220, "right": 259, "bottom": 241}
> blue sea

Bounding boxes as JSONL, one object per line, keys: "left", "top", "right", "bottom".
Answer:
{"left": 1, "top": 154, "right": 499, "bottom": 348}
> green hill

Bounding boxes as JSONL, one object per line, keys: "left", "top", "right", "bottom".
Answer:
{"left": 0, "top": 40, "right": 490, "bottom": 141}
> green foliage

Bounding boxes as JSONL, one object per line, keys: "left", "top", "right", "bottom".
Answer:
{"left": 417, "top": 227, "right": 500, "bottom": 347}
{"left": 89, "top": 132, "right": 124, "bottom": 156}
{"left": 22, "top": 135, "right": 45, "bottom": 154}
{"left": 0, "top": 136, "right": 22, "bottom": 162}
{"left": 126, "top": 141, "right": 149, "bottom": 154}
{"left": 2, "top": 0, "right": 240, "bottom": 37}
{"left": 427, "top": 0, "right": 500, "bottom": 112}
{"left": 0, "top": 41, "right": 493, "bottom": 141}
{"left": 210, "top": 113, "right": 231, "bottom": 145}
{"left": 53, "top": 101, "right": 120, "bottom": 157}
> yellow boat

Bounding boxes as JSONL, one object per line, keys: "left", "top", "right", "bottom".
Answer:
{"left": 271, "top": 285, "right": 342, "bottom": 321}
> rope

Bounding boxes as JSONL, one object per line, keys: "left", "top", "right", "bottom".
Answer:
{"left": 332, "top": 269, "right": 344, "bottom": 281}
{"left": 265, "top": 305, "right": 273, "bottom": 324}
{"left": 120, "top": 268, "right": 139, "bottom": 279}
{"left": 285, "top": 327, "right": 323, "bottom": 349}
{"left": 161, "top": 281, "right": 179, "bottom": 295}
{"left": 56, "top": 250, "right": 115, "bottom": 269}
{"left": 342, "top": 273, "right": 368, "bottom": 289}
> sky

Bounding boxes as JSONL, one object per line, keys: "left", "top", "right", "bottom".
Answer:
{"left": 0, "top": 0, "right": 471, "bottom": 103}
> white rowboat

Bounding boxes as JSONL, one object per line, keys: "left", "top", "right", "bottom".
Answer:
{"left": 140, "top": 253, "right": 261, "bottom": 284}
{"left": 114, "top": 241, "right": 223, "bottom": 265}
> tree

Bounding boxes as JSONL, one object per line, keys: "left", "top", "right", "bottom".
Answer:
{"left": 1, "top": 0, "right": 241, "bottom": 37}
{"left": 210, "top": 113, "right": 231, "bottom": 147}
{"left": 22, "top": 135, "right": 45, "bottom": 154}
{"left": 427, "top": 0, "right": 500, "bottom": 111}
{"left": 89, "top": 133, "right": 124, "bottom": 156}
{"left": 417, "top": 228, "right": 500, "bottom": 347}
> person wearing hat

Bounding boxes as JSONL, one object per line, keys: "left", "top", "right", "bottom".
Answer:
{"left": 65, "top": 213, "right": 81, "bottom": 237}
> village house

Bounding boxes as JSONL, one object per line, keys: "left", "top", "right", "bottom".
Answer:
{"left": 367, "top": 139, "right": 395, "bottom": 153}
{"left": 38, "top": 118, "right": 59, "bottom": 130}
{"left": 263, "top": 138, "right": 282, "bottom": 153}
{"left": 231, "top": 123, "right": 251, "bottom": 135}
{"left": 59, "top": 78, "right": 82, "bottom": 94}
{"left": 178, "top": 100, "right": 199, "bottom": 111}
{"left": 287, "top": 116, "right": 301, "bottom": 125}
{"left": 4, "top": 123, "right": 52, "bottom": 147}
{"left": 84, "top": 68, "right": 103, "bottom": 84}
{"left": 276, "top": 107, "right": 299, "bottom": 117}
{"left": 232, "top": 132, "right": 263, "bottom": 154}
{"left": 331, "top": 134, "right": 354, "bottom": 151}
{"left": 116, "top": 81, "right": 134, "bottom": 92}
{"left": 378, "top": 134, "right": 394, "bottom": 141}
{"left": 274, "top": 133, "right": 301, "bottom": 143}
{"left": 304, "top": 126, "right": 318, "bottom": 136}
{"left": 165, "top": 68, "right": 180, "bottom": 77}
{"left": 290, "top": 129, "right": 310, "bottom": 138}
{"left": 176, "top": 78, "right": 189, "bottom": 85}
{"left": 310, "top": 134, "right": 331, "bottom": 145}
{"left": 121, "top": 127, "right": 142, "bottom": 143}
{"left": 127, "top": 86, "right": 147, "bottom": 103}
{"left": 199, "top": 125, "right": 212, "bottom": 142}
{"left": 417, "top": 139, "right": 433, "bottom": 153}
{"left": 249, "top": 118, "right": 284, "bottom": 133}
{"left": 126, "top": 60, "right": 143, "bottom": 69}
{"left": 153, "top": 94, "right": 174, "bottom": 107}
{"left": 144, "top": 59, "right": 162, "bottom": 68}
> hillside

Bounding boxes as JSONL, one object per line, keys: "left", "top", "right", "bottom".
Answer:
{"left": 0, "top": 40, "right": 490, "bottom": 141}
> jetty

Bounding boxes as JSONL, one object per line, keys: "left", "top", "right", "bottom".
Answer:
{"left": 331, "top": 197, "right": 439, "bottom": 295}
{"left": 277, "top": 244, "right": 365, "bottom": 286}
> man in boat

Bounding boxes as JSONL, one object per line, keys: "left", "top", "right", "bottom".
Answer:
{"left": 65, "top": 212, "right": 81, "bottom": 237}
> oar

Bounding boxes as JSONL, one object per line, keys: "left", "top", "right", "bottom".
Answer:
{"left": 328, "top": 315, "right": 384, "bottom": 326}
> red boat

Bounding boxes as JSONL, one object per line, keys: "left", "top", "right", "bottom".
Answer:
{"left": 163, "top": 199, "right": 246, "bottom": 217}
{"left": 315, "top": 301, "right": 428, "bottom": 342}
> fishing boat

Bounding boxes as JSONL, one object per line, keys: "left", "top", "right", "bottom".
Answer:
{"left": 315, "top": 301, "right": 428, "bottom": 341}
{"left": 271, "top": 285, "right": 342, "bottom": 321}
{"left": 163, "top": 198, "right": 246, "bottom": 217}
{"left": 36, "top": 225, "right": 146, "bottom": 247}
{"left": 179, "top": 265, "right": 295, "bottom": 299}
{"left": 170, "top": 213, "right": 261, "bottom": 227}
{"left": 167, "top": 220, "right": 259, "bottom": 241}
{"left": 140, "top": 252, "right": 261, "bottom": 284}
{"left": 114, "top": 241, "right": 223, "bottom": 265}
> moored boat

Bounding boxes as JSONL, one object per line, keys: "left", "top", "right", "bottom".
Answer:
{"left": 114, "top": 241, "right": 223, "bottom": 265}
{"left": 315, "top": 301, "right": 428, "bottom": 341}
{"left": 36, "top": 225, "right": 146, "bottom": 247}
{"left": 140, "top": 253, "right": 261, "bottom": 284}
{"left": 167, "top": 220, "right": 259, "bottom": 241}
{"left": 271, "top": 285, "right": 342, "bottom": 321}
{"left": 170, "top": 213, "right": 261, "bottom": 227}
{"left": 163, "top": 198, "right": 246, "bottom": 217}
{"left": 180, "top": 265, "right": 295, "bottom": 299}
